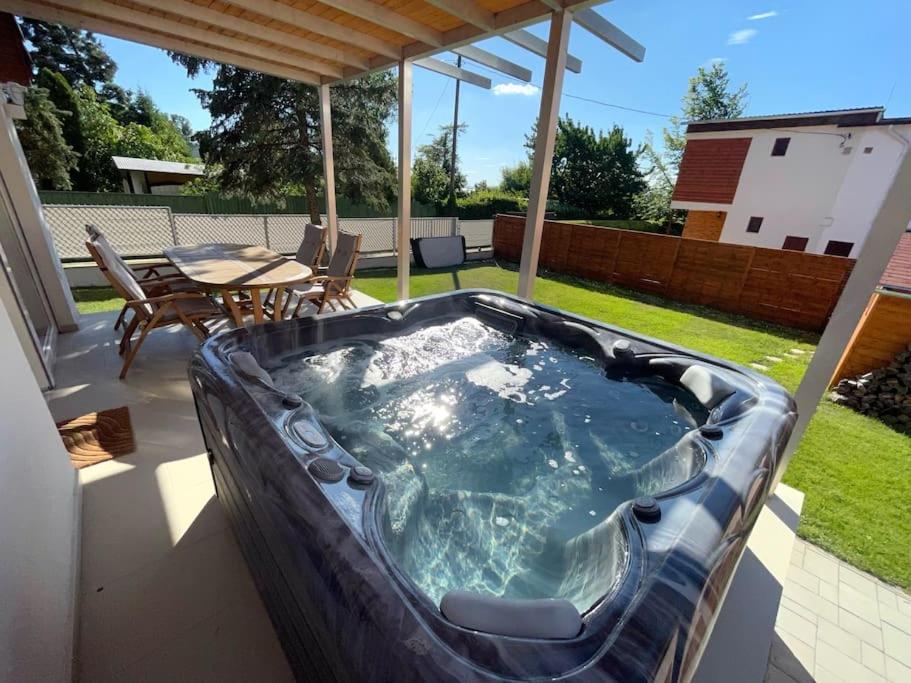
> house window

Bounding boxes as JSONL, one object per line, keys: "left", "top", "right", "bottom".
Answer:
{"left": 771, "top": 137, "right": 790, "bottom": 156}
{"left": 782, "top": 236, "right": 809, "bottom": 252}
{"left": 824, "top": 240, "right": 854, "bottom": 257}
{"left": 746, "top": 216, "right": 763, "bottom": 233}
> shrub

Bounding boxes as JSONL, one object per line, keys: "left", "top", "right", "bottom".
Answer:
{"left": 456, "top": 190, "right": 527, "bottom": 219}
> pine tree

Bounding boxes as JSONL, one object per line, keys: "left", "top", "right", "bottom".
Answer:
{"left": 15, "top": 87, "right": 77, "bottom": 190}
{"left": 170, "top": 55, "right": 397, "bottom": 222}
{"left": 19, "top": 20, "right": 116, "bottom": 90}
{"left": 662, "top": 63, "right": 748, "bottom": 172}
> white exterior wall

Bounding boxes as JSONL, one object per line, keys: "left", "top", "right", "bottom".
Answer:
{"left": 672, "top": 124, "right": 911, "bottom": 257}
{"left": 818, "top": 127, "right": 909, "bottom": 251}
{"left": 0, "top": 293, "right": 79, "bottom": 680}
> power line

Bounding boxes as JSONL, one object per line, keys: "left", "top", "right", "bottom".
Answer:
{"left": 417, "top": 78, "right": 450, "bottom": 140}
{"left": 561, "top": 93, "right": 673, "bottom": 118}
{"left": 451, "top": 59, "right": 675, "bottom": 119}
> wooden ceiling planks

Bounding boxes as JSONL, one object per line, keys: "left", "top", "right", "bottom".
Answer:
{"left": 2, "top": 0, "right": 590, "bottom": 84}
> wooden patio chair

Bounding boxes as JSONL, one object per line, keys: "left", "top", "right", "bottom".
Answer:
{"left": 85, "top": 224, "right": 201, "bottom": 331}
{"left": 265, "top": 223, "right": 327, "bottom": 311}
{"left": 296, "top": 222, "right": 328, "bottom": 269}
{"left": 86, "top": 236, "right": 225, "bottom": 379}
{"left": 287, "top": 230, "right": 362, "bottom": 316}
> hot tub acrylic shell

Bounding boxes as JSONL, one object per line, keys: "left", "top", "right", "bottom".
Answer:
{"left": 188, "top": 290, "right": 796, "bottom": 682}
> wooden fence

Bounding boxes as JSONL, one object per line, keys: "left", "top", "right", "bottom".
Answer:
{"left": 832, "top": 291, "right": 911, "bottom": 383}
{"left": 492, "top": 214, "right": 855, "bottom": 332}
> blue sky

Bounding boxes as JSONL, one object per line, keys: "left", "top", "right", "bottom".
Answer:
{"left": 100, "top": 0, "right": 910, "bottom": 186}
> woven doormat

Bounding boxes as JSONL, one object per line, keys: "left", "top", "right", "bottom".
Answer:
{"left": 57, "top": 406, "right": 136, "bottom": 469}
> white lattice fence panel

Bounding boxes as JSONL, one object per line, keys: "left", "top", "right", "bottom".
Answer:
{"left": 459, "top": 219, "right": 494, "bottom": 248}
{"left": 173, "top": 214, "right": 267, "bottom": 246}
{"left": 264, "top": 215, "right": 318, "bottom": 254}
{"left": 340, "top": 218, "right": 395, "bottom": 253}
{"left": 43, "top": 204, "right": 174, "bottom": 259}
{"left": 411, "top": 217, "right": 457, "bottom": 238}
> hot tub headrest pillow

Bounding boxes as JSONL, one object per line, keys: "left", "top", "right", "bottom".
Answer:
{"left": 679, "top": 365, "right": 735, "bottom": 409}
{"left": 231, "top": 351, "right": 275, "bottom": 389}
{"left": 440, "top": 590, "right": 582, "bottom": 639}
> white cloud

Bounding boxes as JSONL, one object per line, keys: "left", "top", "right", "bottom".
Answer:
{"left": 748, "top": 10, "right": 777, "bottom": 20}
{"left": 492, "top": 82, "right": 540, "bottom": 96}
{"left": 727, "top": 28, "right": 758, "bottom": 45}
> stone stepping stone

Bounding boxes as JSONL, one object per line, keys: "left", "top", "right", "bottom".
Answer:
{"left": 789, "top": 349, "right": 806, "bottom": 355}
{"left": 749, "top": 362, "right": 770, "bottom": 371}
{"left": 765, "top": 356, "right": 783, "bottom": 363}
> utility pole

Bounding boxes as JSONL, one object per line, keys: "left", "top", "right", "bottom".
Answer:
{"left": 448, "top": 54, "right": 462, "bottom": 211}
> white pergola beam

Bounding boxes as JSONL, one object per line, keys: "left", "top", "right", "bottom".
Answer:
{"left": 454, "top": 45, "right": 532, "bottom": 82}
{"left": 517, "top": 10, "right": 572, "bottom": 299}
{"left": 126, "top": 0, "right": 370, "bottom": 70}
{"left": 414, "top": 58, "right": 492, "bottom": 89}
{"left": 221, "top": 0, "right": 402, "bottom": 59}
{"left": 336, "top": 0, "right": 603, "bottom": 83}
{"left": 396, "top": 60, "right": 413, "bottom": 301}
{"left": 317, "top": 0, "right": 443, "bottom": 47}
{"left": 318, "top": 84, "right": 338, "bottom": 254}
{"left": 776, "top": 136, "right": 911, "bottom": 485}
{"left": 573, "top": 8, "right": 645, "bottom": 62}
{"left": 424, "top": 0, "right": 495, "bottom": 31}
{"left": 0, "top": 0, "right": 323, "bottom": 84}
{"left": 504, "top": 28, "right": 583, "bottom": 73}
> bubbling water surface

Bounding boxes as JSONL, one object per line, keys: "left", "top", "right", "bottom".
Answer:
{"left": 270, "top": 316, "right": 706, "bottom": 611}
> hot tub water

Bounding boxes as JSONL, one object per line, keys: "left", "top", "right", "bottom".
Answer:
{"left": 269, "top": 316, "right": 707, "bottom": 611}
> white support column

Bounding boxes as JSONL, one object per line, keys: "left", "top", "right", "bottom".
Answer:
{"left": 775, "top": 132, "right": 911, "bottom": 485}
{"left": 396, "top": 60, "right": 413, "bottom": 301}
{"left": 318, "top": 83, "right": 338, "bottom": 253}
{"left": 517, "top": 10, "right": 572, "bottom": 300}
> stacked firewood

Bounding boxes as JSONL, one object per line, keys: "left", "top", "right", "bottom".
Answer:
{"left": 831, "top": 344, "right": 911, "bottom": 434}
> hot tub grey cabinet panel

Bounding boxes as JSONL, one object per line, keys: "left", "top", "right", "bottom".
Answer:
{"left": 189, "top": 290, "right": 796, "bottom": 682}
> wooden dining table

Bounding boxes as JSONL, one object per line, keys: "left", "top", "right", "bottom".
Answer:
{"left": 164, "top": 243, "right": 312, "bottom": 326}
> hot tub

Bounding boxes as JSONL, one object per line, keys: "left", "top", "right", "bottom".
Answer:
{"left": 189, "top": 290, "right": 796, "bottom": 682}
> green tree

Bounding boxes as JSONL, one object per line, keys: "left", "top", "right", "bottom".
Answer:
{"left": 170, "top": 55, "right": 396, "bottom": 222}
{"left": 500, "top": 161, "right": 531, "bottom": 195}
{"left": 15, "top": 87, "right": 77, "bottom": 190}
{"left": 35, "top": 68, "right": 93, "bottom": 189}
{"left": 633, "top": 132, "right": 682, "bottom": 231}
{"left": 411, "top": 124, "right": 467, "bottom": 209}
{"left": 663, "top": 62, "right": 748, "bottom": 171}
{"left": 74, "top": 86, "right": 125, "bottom": 191}
{"left": 524, "top": 117, "right": 644, "bottom": 217}
{"left": 19, "top": 20, "right": 116, "bottom": 91}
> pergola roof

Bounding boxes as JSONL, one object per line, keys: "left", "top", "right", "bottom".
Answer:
{"left": 1, "top": 0, "right": 624, "bottom": 85}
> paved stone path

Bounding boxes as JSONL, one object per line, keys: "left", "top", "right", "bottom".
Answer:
{"left": 766, "top": 538, "right": 911, "bottom": 683}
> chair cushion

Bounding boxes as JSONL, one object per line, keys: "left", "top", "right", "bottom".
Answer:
{"left": 141, "top": 277, "right": 199, "bottom": 295}
{"left": 289, "top": 282, "right": 325, "bottom": 297}
{"left": 161, "top": 297, "right": 222, "bottom": 322}
{"left": 92, "top": 237, "right": 153, "bottom": 316}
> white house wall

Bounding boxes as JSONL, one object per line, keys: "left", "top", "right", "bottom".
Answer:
{"left": 0, "top": 293, "right": 78, "bottom": 680}
{"left": 818, "top": 126, "right": 910, "bottom": 253}
{"left": 674, "top": 124, "right": 911, "bottom": 257}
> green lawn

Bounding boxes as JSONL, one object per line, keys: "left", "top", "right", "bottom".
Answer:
{"left": 71, "top": 261, "right": 911, "bottom": 589}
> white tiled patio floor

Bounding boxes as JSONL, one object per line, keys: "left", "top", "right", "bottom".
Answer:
{"left": 766, "top": 539, "right": 911, "bottom": 683}
{"left": 47, "top": 311, "right": 293, "bottom": 681}
{"left": 46, "top": 304, "right": 911, "bottom": 682}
